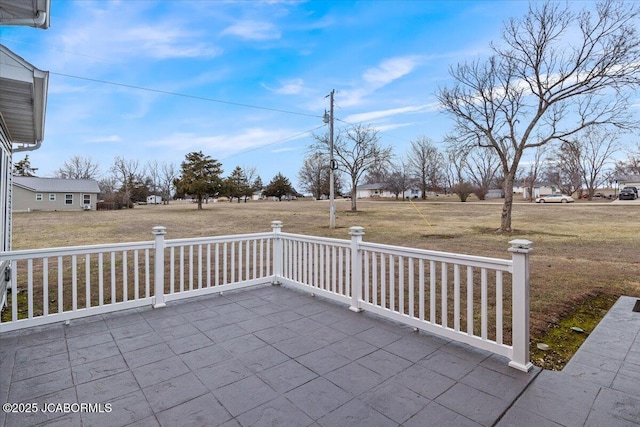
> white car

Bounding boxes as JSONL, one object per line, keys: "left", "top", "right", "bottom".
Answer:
{"left": 535, "top": 194, "right": 574, "bottom": 203}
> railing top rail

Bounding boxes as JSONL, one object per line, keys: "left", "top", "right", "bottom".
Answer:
{"left": 0, "top": 241, "right": 155, "bottom": 260}
{"left": 279, "top": 232, "right": 351, "bottom": 248}
{"left": 359, "top": 241, "right": 512, "bottom": 271}
{"left": 165, "top": 232, "right": 274, "bottom": 248}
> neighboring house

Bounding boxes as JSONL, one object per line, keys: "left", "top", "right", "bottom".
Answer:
{"left": 513, "top": 183, "right": 555, "bottom": 199}
{"left": 355, "top": 183, "right": 423, "bottom": 199}
{"left": 12, "top": 177, "right": 100, "bottom": 212}
{"left": 615, "top": 175, "right": 640, "bottom": 190}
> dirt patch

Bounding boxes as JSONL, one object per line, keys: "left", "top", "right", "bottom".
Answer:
{"left": 530, "top": 293, "right": 620, "bottom": 370}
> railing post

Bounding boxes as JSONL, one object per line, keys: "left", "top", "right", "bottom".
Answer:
{"left": 271, "top": 221, "right": 283, "bottom": 285}
{"left": 153, "top": 226, "right": 167, "bottom": 308}
{"left": 508, "top": 239, "right": 533, "bottom": 372}
{"left": 349, "top": 226, "right": 365, "bottom": 313}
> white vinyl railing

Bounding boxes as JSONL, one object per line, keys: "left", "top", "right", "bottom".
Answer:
{"left": 0, "top": 221, "right": 532, "bottom": 371}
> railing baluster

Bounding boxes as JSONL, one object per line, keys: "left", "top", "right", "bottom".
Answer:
{"left": 122, "top": 251, "right": 127, "bottom": 302}
{"left": 408, "top": 257, "right": 414, "bottom": 317}
{"left": 399, "top": 256, "right": 404, "bottom": 315}
{"left": 481, "top": 268, "right": 488, "bottom": 340}
{"left": 180, "top": 246, "right": 185, "bottom": 292}
{"left": 198, "top": 244, "right": 203, "bottom": 289}
{"left": 223, "top": 243, "right": 228, "bottom": 285}
{"left": 364, "top": 251, "right": 369, "bottom": 302}
{"left": 189, "top": 245, "right": 194, "bottom": 290}
{"left": 454, "top": 264, "right": 460, "bottom": 332}
{"left": 170, "top": 247, "right": 175, "bottom": 294}
{"left": 466, "top": 266, "right": 473, "bottom": 335}
{"left": 207, "top": 244, "right": 211, "bottom": 287}
{"left": 231, "top": 242, "right": 235, "bottom": 284}
{"left": 110, "top": 252, "right": 116, "bottom": 304}
{"left": 429, "top": 261, "right": 435, "bottom": 324}
{"left": 380, "top": 254, "right": 386, "bottom": 309}
{"left": 418, "top": 259, "right": 424, "bottom": 321}
{"left": 11, "top": 260, "right": 17, "bottom": 321}
{"left": 145, "top": 249, "right": 150, "bottom": 298}
{"left": 98, "top": 253, "right": 104, "bottom": 306}
{"left": 238, "top": 241, "right": 243, "bottom": 283}
{"left": 389, "top": 254, "right": 395, "bottom": 312}
{"left": 215, "top": 243, "right": 220, "bottom": 286}
{"left": 253, "top": 240, "right": 257, "bottom": 280}
{"left": 372, "top": 253, "right": 377, "bottom": 305}
{"left": 27, "top": 259, "right": 33, "bottom": 318}
{"left": 58, "top": 256, "right": 64, "bottom": 311}
{"left": 72, "top": 255, "right": 78, "bottom": 310}
{"left": 441, "top": 262, "right": 448, "bottom": 328}
{"left": 496, "top": 270, "right": 503, "bottom": 345}
{"left": 134, "top": 250, "right": 139, "bottom": 301}
{"left": 86, "top": 254, "right": 91, "bottom": 308}
{"left": 43, "top": 258, "right": 49, "bottom": 316}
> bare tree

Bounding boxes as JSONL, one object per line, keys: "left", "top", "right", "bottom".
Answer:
{"left": 159, "top": 161, "right": 178, "bottom": 204}
{"left": 312, "top": 124, "right": 392, "bottom": 211}
{"left": 614, "top": 142, "right": 640, "bottom": 177}
{"left": 438, "top": 0, "right": 640, "bottom": 231}
{"left": 110, "top": 157, "right": 144, "bottom": 208}
{"left": 545, "top": 142, "right": 583, "bottom": 196}
{"left": 55, "top": 156, "right": 100, "bottom": 179}
{"left": 522, "top": 147, "right": 545, "bottom": 201}
{"left": 407, "top": 137, "right": 443, "bottom": 199}
{"left": 569, "top": 128, "right": 620, "bottom": 200}
{"left": 385, "top": 159, "right": 412, "bottom": 199}
{"left": 298, "top": 152, "right": 329, "bottom": 200}
{"left": 146, "top": 160, "right": 161, "bottom": 199}
{"left": 464, "top": 146, "right": 501, "bottom": 200}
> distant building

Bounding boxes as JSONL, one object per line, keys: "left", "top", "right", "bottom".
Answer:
{"left": 12, "top": 177, "right": 100, "bottom": 211}
{"left": 355, "top": 183, "right": 423, "bottom": 199}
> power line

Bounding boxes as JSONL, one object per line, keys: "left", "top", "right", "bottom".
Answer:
{"left": 49, "top": 71, "right": 322, "bottom": 119}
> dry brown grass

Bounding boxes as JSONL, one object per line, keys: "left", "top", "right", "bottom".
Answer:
{"left": 11, "top": 198, "right": 640, "bottom": 340}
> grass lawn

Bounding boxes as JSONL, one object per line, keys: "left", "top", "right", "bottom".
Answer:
{"left": 10, "top": 198, "right": 640, "bottom": 368}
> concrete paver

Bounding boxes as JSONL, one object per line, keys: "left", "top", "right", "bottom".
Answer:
{"left": 2, "top": 285, "right": 637, "bottom": 426}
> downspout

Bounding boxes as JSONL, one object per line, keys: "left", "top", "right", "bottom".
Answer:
{"left": 0, "top": 11, "right": 47, "bottom": 27}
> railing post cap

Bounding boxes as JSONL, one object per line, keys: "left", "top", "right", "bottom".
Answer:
{"left": 152, "top": 226, "right": 167, "bottom": 235}
{"left": 271, "top": 220, "right": 283, "bottom": 228}
{"left": 508, "top": 239, "right": 532, "bottom": 250}
{"left": 349, "top": 226, "right": 365, "bottom": 236}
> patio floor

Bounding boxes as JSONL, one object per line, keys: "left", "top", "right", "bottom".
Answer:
{"left": 0, "top": 284, "right": 636, "bottom": 426}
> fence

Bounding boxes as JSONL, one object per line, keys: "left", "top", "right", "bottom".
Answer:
{"left": 0, "top": 221, "right": 532, "bottom": 371}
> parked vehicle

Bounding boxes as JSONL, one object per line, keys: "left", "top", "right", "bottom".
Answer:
{"left": 535, "top": 194, "right": 575, "bottom": 203}
{"left": 622, "top": 186, "right": 638, "bottom": 198}
{"left": 618, "top": 189, "right": 637, "bottom": 200}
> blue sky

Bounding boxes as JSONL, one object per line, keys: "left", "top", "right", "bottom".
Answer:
{"left": 2, "top": 0, "right": 635, "bottom": 189}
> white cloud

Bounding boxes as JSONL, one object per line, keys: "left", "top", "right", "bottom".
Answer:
{"left": 87, "top": 135, "right": 122, "bottom": 143}
{"left": 345, "top": 103, "right": 439, "bottom": 123}
{"left": 148, "top": 128, "right": 299, "bottom": 157}
{"left": 262, "top": 78, "right": 305, "bottom": 95}
{"left": 271, "top": 147, "right": 298, "bottom": 153}
{"left": 363, "top": 56, "right": 421, "bottom": 87}
{"left": 221, "top": 21, "right": 281, "bottom": 40}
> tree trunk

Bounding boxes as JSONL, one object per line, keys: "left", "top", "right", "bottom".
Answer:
{"left": 500, "top": 174, "right": 515, "bottom": 232}
{"left": 350, "top": 186, "right": 357, "bottom": 211}
{"left": 197, "top": 196, "right": 203, "bottom": 210}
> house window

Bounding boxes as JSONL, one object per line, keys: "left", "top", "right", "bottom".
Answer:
{"left": 65, "top": 194, "right": 73, "bottom": 205}
{"left": 49, "top": 194, "right": 56, "bottom": 201}
{"left": 83, "top": 194, "right": 91, "bottom": 205}
{"left": 36, "top": 193, "right": 43, "bottom": 201}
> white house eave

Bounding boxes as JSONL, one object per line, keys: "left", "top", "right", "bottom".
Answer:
{"left": 0, "top": 44, "right": 49, "bottom": 151}
{"left": 0, "top": 0, "right": 50, "bottom": 29}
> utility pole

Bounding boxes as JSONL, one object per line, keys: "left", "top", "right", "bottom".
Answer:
{"left": 324, "top": 90, "right": 336, "bottom": 229}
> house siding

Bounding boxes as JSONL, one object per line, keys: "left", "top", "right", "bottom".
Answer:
{"left": 1, "top": 120, "right": 11, "bottom": 308}
{"left": 11, "top": 186, "right": 97, "bottom": 212}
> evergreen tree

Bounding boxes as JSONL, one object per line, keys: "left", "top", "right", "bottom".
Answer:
{"left": 174, "top": 151, "right": 223, "bottom": 209}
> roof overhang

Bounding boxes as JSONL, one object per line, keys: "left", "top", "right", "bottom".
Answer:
{"left": 0, "top": 0, "right": 50, "bottom": 29}
{"left": 0, "top": 44, "right": 49, "bottom": 152}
